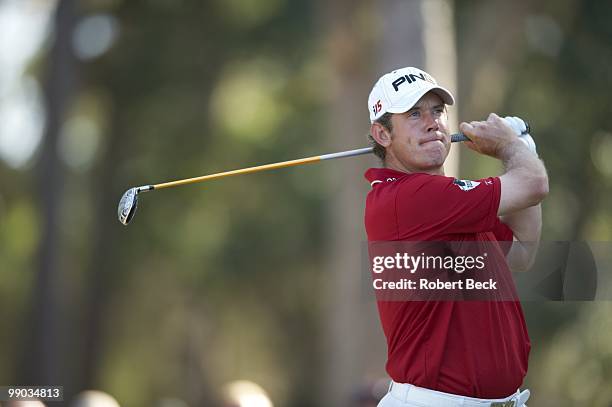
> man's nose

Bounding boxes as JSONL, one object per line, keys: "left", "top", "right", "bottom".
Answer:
{"left": 424, "top": 111, "right": 440, "bottom": 132}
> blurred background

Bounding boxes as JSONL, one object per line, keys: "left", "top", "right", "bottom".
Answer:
{"left": 1, "top": 0, "right": 611, "bottom": 406}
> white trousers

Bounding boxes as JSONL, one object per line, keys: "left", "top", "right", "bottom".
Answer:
{"left": 377, "top": 381, "right": 530, "bottom": 407}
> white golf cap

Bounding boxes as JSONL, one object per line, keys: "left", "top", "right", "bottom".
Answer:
{"left": 368, "top": 67, "right": 455, "bottom": 123}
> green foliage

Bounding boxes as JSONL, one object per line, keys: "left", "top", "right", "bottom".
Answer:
{"left": 1, "top": 0, "right": 611, "bottom": 405}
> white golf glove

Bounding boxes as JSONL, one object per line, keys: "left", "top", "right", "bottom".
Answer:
{"left": 503, "top": 116, "right": 537, "bottom": 156}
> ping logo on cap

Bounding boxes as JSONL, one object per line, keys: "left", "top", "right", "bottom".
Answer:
{"left": 391, "top": 72, "right": 435, "bottom": 91}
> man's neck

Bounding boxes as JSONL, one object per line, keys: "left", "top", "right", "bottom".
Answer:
{"left": 384, "top": 159, "right": 445, "bottom": 176}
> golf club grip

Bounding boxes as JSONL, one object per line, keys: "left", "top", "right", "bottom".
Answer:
{"left": 451, "top": 133, "right": 470, "bottom": 142}
{"left": 450, "top": 121, "right": 530, "bottom": 143}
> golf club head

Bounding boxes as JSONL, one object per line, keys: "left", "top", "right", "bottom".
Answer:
{"left": 118, "top": 188, "right": 139, "bottom": 225}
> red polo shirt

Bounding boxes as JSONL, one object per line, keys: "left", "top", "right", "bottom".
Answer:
{"left": 364, "top": 167, "right": 530, "bottom": 399}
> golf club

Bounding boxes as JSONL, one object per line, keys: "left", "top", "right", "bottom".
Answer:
{"left": 118, "top": 128, "right": 529, "bottom": 226}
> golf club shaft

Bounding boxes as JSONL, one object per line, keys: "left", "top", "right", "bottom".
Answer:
{"left": 148, "top": 133, "right": 470, "bottom": 191}
{"left": 152, "top": 147, "right": 370, "bottom": 190}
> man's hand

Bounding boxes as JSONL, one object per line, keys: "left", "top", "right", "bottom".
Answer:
{"left": 459, "top": 113, "right": 523, "bottom": 159}
{"left": 503, "top": 116, "right": 537, "bottom": 156}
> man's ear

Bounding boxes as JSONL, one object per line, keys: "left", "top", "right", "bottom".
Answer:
{"left": 370, "top": 122, "right": 392, "bottom": 147}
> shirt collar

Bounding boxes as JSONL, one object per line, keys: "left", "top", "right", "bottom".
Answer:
{"left": 364, "top": 167, "right": 411, "bottom": 186}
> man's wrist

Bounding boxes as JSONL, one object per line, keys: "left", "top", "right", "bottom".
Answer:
{"left": 497, "top": 139, "right": 527, "bottom": 162}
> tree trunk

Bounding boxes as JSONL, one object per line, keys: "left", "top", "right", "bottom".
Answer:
{"left": 322, "top": 1, "right": 459, "bottom": 404}
{"left": 25, "top": 0, "right": 78, "bottom": 386}
{"left": 323, "top": 0, "right": 383, "bottom": 405}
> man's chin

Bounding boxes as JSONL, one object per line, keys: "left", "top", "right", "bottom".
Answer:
{"left": 423, "top": 151, "right": 449, "bottom": 171}
{"left": 422, "top": 142, "right": 449, "bottom": 158}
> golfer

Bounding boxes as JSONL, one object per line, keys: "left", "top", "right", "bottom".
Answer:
{"left": 365, "top": 67, "right": 548, "bottom": 407}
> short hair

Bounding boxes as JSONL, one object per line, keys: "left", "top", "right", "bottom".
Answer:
{"left": 368, "top": 112, "right": 393, "bottom": 162}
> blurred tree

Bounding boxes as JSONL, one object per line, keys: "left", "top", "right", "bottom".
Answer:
{"left": 22, "top": 0, "right": 78, "bottom": 386}
{"left": 76, "top": 3, "right": 224, "bottom": 404}
{"left": 68, "top": 1, "right": 329, "bottom": 405}
{"left": 322, "top": 0, "right": 377, "bottom": 404}
{"left": 322, "top": 1, "right": 460, "bottom": 405}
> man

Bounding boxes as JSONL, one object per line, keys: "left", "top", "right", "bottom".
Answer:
{"left": 364, "top": 67, "right": 548, "bottom": 407}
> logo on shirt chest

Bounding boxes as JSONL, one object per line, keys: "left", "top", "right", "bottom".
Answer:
{"left": 453, "top": 179, "right": 481, "bottom": 191}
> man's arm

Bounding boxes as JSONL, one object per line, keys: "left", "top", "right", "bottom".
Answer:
{"left": 460, "top": 113, "right": 548, "bottom": 271}
{"left": 496, "top": 141, "right": 548, "bottom": 215}
{"left": 501, "top": 204, "right": 542, "bottom": 272}
{"left": 494, "top": 117, "right": 545, "bottom": 271}
{"left": 459, "top": 113, "right": 548, "bottom": 215}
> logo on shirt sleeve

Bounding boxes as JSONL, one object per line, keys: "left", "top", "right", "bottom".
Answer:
{"left": 453, "top": 179, "right": 481, "bottom": 191}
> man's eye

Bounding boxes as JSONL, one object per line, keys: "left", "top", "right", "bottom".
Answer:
{"left": 409, "top": 110, "right": 420, "bottom": 117}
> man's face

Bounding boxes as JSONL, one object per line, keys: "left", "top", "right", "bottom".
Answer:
{"left": 385, "top": 92, "right": 451, "bottom": 174}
